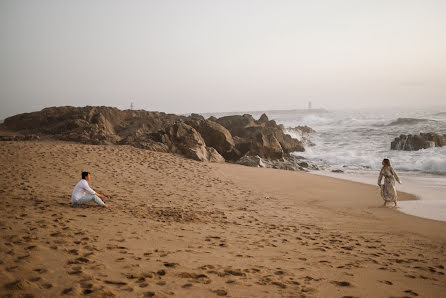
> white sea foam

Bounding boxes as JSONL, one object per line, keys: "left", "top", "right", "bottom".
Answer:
{"left": 276, "top": 108, "right": 446, "bottom": 175}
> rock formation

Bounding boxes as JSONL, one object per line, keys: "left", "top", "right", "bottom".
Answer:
{"left": 0, "top": 106, "right": 308, "bottom": 165}
{"left": 185, "top": 119, "right": 241, "bottom": 161}
{"left": 391, "top": 133, "right": 446, "bottom": 151}
{"left": 1, "top": 106, "right": 184, "bottom": 145}
{"left": 150, "top": 122, "right": 225, "bottom": 162}
{"left": 215, "top": 113, "right": 304, "bottom": 160}
{"left": 236, "top": 155, "right": 316, "bottom": 171}
{"left": 287, "top": 125, "right": 315, "bottom": 135}
{"left": 286, "top": 125, "right": 315, "bottom": 147}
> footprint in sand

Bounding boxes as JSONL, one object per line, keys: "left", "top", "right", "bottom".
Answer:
{"left": 212, "top": 289, "right": 228, "bottom": 296}
{"left": 404, "top": 289, "right": 419, "bottom": 296}
{"left": 331, "top": 281, "right": 353, "bottom": 287}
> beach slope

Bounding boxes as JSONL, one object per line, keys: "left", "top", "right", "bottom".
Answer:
{"left": 0, "top": 141, "right": 445, "bottom": 297}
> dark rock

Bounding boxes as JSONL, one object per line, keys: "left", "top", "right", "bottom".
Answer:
{"left": 258, "top": 113, "right": 269, "bottom": 124}
{"left": 216, "top": 114, "right": 304, "bottom": 160}
{"left": 1, "top": 106, "right": 183, "bottom": 145}
{"left": 189, "top": 113, "right": 205, "bottom": 120}
{"left": 236, "top": 155, "right": 266, "bottom": 168}
{"left": 153, "top": 122, "right": 225, "bottom": 162}
{"left": 216, "top": 114, "right": 257, "bottom": 138}
{"left": 185, "top": 119, "right": 241, "bottom": 161}
{"left": 236, "top": 155, "right": 318, "bottom": 172}
{"left": 331, "top": 169, "right": 344, "bottom": 173}
{"left": 391, "top": 133, "right": 446, "bottom": 151}
{"left": 287, "top": 125, "right": 315, "bottom": 134}
{"left": 298, "top": 161, "right": 309, "bottom": 168}
{"left": 286, "top": 126, "right": 315, "bottom": 147}
{"left": 0, "top": 106, "right": 309, "bottom": 164}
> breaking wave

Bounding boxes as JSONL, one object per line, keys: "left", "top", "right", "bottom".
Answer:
{"left": 387, "top": 118, "right": 435, "bottom": 126}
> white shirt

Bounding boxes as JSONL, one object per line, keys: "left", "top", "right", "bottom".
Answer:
{"left": 71, "top": 179, "right": 96, "bottom": 203}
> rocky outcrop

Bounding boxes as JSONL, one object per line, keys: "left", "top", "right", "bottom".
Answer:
{"left": 148, "top": 122, "right": 225, "bottom": 162}
{"left": 216, "top": 113, "right": 304, "bottom": 160}
{"left": 185, "top": 119, "right": 241, "bottom": 161}
{"left": 391, "top": 133, "right": 446, "bottom": 151}
{"left": 286, "top": 125, "right": 316, "bottom": 147}
{"left": 287, "top": 125, "right": 315, "bottom": 135}
{"left": 236, "top": 155, "right": 317, "bottom": 171}
{"left": 0, "top": 106, "right": 307, "bottom": 165}
{"left": 236, "top": 155, "right": 267, "bottom": 168}
{"left": 1, "top": 106, "right": 184, "bottom": 145}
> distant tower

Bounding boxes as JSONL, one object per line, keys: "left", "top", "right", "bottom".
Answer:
{"left": 308, "top": 101, "right": 312, "bottom": 110}
{"left": 130, "top": 101, "right": 134, "bottom": 110}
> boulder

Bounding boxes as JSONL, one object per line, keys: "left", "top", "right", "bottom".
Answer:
{"left": 185, "top": 119, "right": 241, "bottom": 161}
{"left": 216, "top": 114, "right": 304, "bottom": 160}
{"left": 287, "top": 125, "right": 315, "bottom": 135}
{"left": 391, "top": 133, "right": 446, "bottom": 151}
{"left": 421, "top": 132, "right": 446, "bottom": 147}
{"left": 236, "top": 155, "right": 266, "bottom": 168}
{"left": 153, "top": 122, "right": 225, "bottom": 162}
{"left": 216, "top": 114, "right": 257, "bottom": 138}
{"left": 241, "top": 127, "right": 284, "bottom": 159}
{"left": 207, "top": 116, "right": 218, "bottom": 122}
{"left": 189, "top": 113, "right": 205, "bottom": 120}
{"left": 235, "top": 155, "right": 313, "bottom": 172}
{"left": 257, "top": 113, "right": 269, "bottom": 124}
{"left": 119, "top": 134, "right": 169, "bottom": 152}
{"left": 286, "top": 125, "right": 315, "bottom": 147}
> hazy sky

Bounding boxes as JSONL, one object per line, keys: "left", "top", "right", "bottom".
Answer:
{"left": 1, "top": 0, "right": 445, "bottom": 119}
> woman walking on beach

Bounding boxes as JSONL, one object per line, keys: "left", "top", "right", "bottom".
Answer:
{"left": 378, "top": 158, "right": 402, "bottom": 207}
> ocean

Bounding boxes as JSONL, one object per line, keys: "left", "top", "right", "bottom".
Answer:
{"left": 203, "top": 106, "right": 446, "bottom": 222}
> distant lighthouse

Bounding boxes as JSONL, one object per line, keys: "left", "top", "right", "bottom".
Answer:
{"left": 308, "top": 101, "right": 312, "bottom": 110}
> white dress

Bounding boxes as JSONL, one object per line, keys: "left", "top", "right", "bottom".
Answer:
{"left": 378, "top": 166, "right": 401, "bottom": 202}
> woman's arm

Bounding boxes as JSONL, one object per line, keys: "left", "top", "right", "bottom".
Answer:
{"left": 378, "top": 168, "right": 383, "bottom": 186}
{"left": 391, "top": 167, "right": 402, "bottom": 184}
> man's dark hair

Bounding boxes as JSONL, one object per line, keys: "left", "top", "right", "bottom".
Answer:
{"left": 82, "top": 172, "right": 89, "bottom": 179}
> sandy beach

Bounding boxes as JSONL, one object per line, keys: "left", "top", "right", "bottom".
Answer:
{"left": 1, "top": 141, "right": 445, "bottom": 298}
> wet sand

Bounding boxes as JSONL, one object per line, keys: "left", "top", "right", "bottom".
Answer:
{"left": 318, "top": 170, "right": 446, "bottom": 222}
{"left": 0, "top": 141, "right": 445, "bottom": 297}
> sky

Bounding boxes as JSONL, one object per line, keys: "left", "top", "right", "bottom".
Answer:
{"left": 1, "top": 0, "right": 445, "bottom": 119}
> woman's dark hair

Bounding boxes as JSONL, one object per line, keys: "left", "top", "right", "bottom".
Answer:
{"left": 382, "top": 159, "right": 391, "bottom": 166}
{"left": 82, "top": 172, "right": 89, "bottom": 179}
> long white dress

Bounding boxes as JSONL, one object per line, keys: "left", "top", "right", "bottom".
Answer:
{"left": 378, "top": 166, "right": 401, "bottom": 202}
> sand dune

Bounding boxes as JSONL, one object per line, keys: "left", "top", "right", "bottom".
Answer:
{"left": 0, "top": 141, "right": 445, "bottom": 297}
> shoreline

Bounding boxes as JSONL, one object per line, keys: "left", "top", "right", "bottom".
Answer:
{"left": 1, "top": 141, "right": 445, "bottom": 297}
{"left": 312, "top": 170, "right": 446, "bottom": 222}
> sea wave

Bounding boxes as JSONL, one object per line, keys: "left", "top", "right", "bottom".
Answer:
{"left": 397, "top": 154, "right": 446, "bottom": 175}
{"left": 277, "top": 109, "right": 446, "bottom": 176}
{"left": 294, "top": 114, "right": 390, "bottom": 128}
{"left": 387, "top": 117, "right": 436, "bottom": 126}
{"left": 297, "top": 146, "right": 446, "bottom": 175}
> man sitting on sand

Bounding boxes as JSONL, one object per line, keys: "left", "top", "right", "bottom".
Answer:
{"left": 71, "top": 172, "right": 108, "bottom": 207}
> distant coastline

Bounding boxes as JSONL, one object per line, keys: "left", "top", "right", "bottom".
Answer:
{"left": 198, "top": 108, "right": 328, "bottom": 118}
